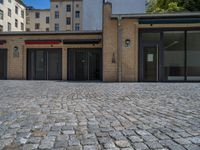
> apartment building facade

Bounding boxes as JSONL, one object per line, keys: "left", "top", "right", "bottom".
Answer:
{"left": 0, "top": 0, "right": 26, "bottom": 31}
{"left": 83, "top": 0, "right": 146, "bottom": 30}
{"left": 50, "top": 0, "right": 82, "bottom": 31}
{"left": 26, "top": 8, "right": 50, "bottom": 32}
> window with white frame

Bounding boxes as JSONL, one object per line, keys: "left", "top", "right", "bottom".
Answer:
{"left": 75, "top": 11, "right": 80, "bottom": 18}
{"left": 55, "top": 23, "right": 59, "bottom": 31}
{"left": 8, "top": 8, "right": 11, "bottom": 17}
{"left": 75, "top": 23, "right": 80, "bottom": 31}
{"left": 55, "top": 11, "right": 59, "bottom": 19}
{"left": 0, "top": 10, "right": 3, "bottom": 20}
{"left": 8, "top": 22, "right": 11, "bottom": 31}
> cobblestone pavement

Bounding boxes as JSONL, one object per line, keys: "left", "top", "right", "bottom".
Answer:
{"left": 0, "top": 81, "right": 200, "bottom": 150}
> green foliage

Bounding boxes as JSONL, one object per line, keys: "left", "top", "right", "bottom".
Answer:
{"left": 147, "top": 0, "right": 200, "bottom": 13}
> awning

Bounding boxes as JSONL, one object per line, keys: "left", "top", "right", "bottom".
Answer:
{"left": 139, "top": 18, "right": 200, "bottom": 24}
{"left": 25, "top": 40, "right": 62, "bottom": 45}
{"left": 63, "top": 39, "right": 101, "bottom": 44}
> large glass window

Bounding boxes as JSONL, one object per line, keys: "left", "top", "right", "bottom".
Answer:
{"left": 163, "top": 31, "right": 185, "bottom": 81}
{"left": 187, "top": 31, "right": 200, "bottom": 81}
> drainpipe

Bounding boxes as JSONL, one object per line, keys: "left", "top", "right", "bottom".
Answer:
{"left": 117, "top": 16, "right": 122, "bottom": 82}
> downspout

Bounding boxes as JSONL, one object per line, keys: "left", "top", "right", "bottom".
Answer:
{"left": 117, "top": 16, "right": 122, "bottom": 82}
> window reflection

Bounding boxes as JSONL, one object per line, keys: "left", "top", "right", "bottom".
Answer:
{"left": 187, "top": 31, "right": 200, "bottom": 81}
{"left": 163, "top": 31, "right": 185, "bottom": 81}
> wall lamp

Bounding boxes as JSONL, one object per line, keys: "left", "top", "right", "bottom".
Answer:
{"left": 125, "top": 39, "right": 131, "bottom": 48}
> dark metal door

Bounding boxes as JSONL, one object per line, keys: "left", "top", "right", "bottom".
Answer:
{"left": 27, "top": 49, "right": 62, "bottom": 80}
{"left": 0, "top": 49, "right": 7, "bottom": 79}
{"left": 35, "top": 50, "right": 47, "bottom": 80}
{"left": 75, "top": 49, "right": 88, "bottom": 80}
{"left": 48, "top": 50, "right": 62, "bottom": 80}
{"left": 68, "top": 48, "right": 102, "bottom": 81}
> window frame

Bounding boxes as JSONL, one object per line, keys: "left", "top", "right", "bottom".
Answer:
{"left": 0, "top": 10, "right": 3, "bottom": 20}
{"left": 35, "top": 12, "right": 40, "bottom": 19}
{"left": 66, "top": 17, "right": 71, "bottom": 25}
{"left": 75, "top": 11, "right": 80, "bottom": 18}
{"left": 66, "top": 5, "right": 71, "bottom": 12}
{"left": 55, "top": 11, "right": 59, "bottom": 19}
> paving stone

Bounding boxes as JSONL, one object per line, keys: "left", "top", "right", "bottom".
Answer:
{"left": 145, "top": 141, "right": 163, "bottom": 149}
{"left": 83, "top": 145, "right": 99, "bottom": 150}
{"left": 128, "top": 135, "right": 143, "bottom": 143}
{"left": 54, "top": 141, "right": 69, "bottom": 148}
{"left": 31, "top": 129, "right": 47, "bottom": 137}
{"left": 184, "top": 144, "right": 200, "bottom": 150}
{"left": 67, "top": 145, "right": 82, "bottom": 150}
{"left": 110, "top": 131, "right": 126, "bottom": 140}
{"left": 133, "top": 142, "right": 148, "bottom": 150}
{"left": 174, "top": 138, "right": 192, "bottom": 145}
{"left": 0, "top": 81, "right": 200, "bottom": 149}
{"left": 187, "top": 136, "right": 200, "bottom": 144}
{"left": 62, "top": 130, "right": 75, "bottom": 135}
{"left": 39, "top": 136, "right": 56, "bottom": 149}
{"left": 115, "top": 140, "right": 131, "bottom": 148}
{"left": 69, "top": 139, "right": 80, "bottom": 146}
{"left": 159, "top": 139, "right": 186, "bottom": 150}
{"left": 22, "top": 144, "right": 39, "bottom": 150}
{"left": 103, "top": 141, "right": 116, "bottom": 148}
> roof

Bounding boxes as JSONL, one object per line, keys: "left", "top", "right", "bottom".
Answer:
{"left": 15, "top": 0, "right": 26, "bottom": 7}
{"left": 27, "top": 9, "right": 50, "bottom": 11}
{"left": 0, "top": 30, "right": 102, "bottom": 36}
{"left": 111, "top": 12, "right": 200, "bottom": 19}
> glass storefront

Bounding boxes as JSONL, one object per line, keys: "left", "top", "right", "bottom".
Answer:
{"left": 187, "top": 31, "right": 200, "bottom": 81}
{"left": 140, "top": 28, "right": 200, "bottom": 82}
{"left": 163, "top": 31, "right": 185, "bottom": 81}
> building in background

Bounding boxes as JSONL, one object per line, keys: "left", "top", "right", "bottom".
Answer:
{"left": 82, "top": 0, "right": 146, "bottom": 30}
{"left": 0, "top": 0, "right": 26, "bottom": 31}
{"left": 50, "top": 0, "right": 82, "bottom": 31}
{"left": 26, "top": 7, "right": 50, "bottom": 32}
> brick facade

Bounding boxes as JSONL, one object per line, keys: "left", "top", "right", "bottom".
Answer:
{"left": 0, "top": 3, "right": 200, "bottom": 81}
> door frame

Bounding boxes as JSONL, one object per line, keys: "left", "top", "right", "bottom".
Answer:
{"left": 140, "top": 42, "right": 162, "bottom": 82}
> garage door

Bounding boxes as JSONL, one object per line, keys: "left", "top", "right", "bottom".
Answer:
{"left": 0, "top": 49, "right": 7, "bottom": 79}
{"left": 68, "top": 48, "right": 102, "bottom": 81}
{"left": 27, "top": 48, "right": 62, "bottom": 80}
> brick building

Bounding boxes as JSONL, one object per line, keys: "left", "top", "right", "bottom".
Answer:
{"left": 0, "top": 2, "right": 200, "bottom": 82}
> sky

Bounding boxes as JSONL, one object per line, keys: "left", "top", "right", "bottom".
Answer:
{"left": 24, "top": 0, "right": 50, "bottom": 9}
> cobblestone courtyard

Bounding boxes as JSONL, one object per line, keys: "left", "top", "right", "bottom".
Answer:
{"left": 0, "top": 81, "right": 200, "bottom": 150}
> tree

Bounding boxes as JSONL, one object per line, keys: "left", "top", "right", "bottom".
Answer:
{"left": 147, "top": 0, "right": 200, "bottom": 13}
{"left": 180, "top": 0, "right": 200, "bottom": 11}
